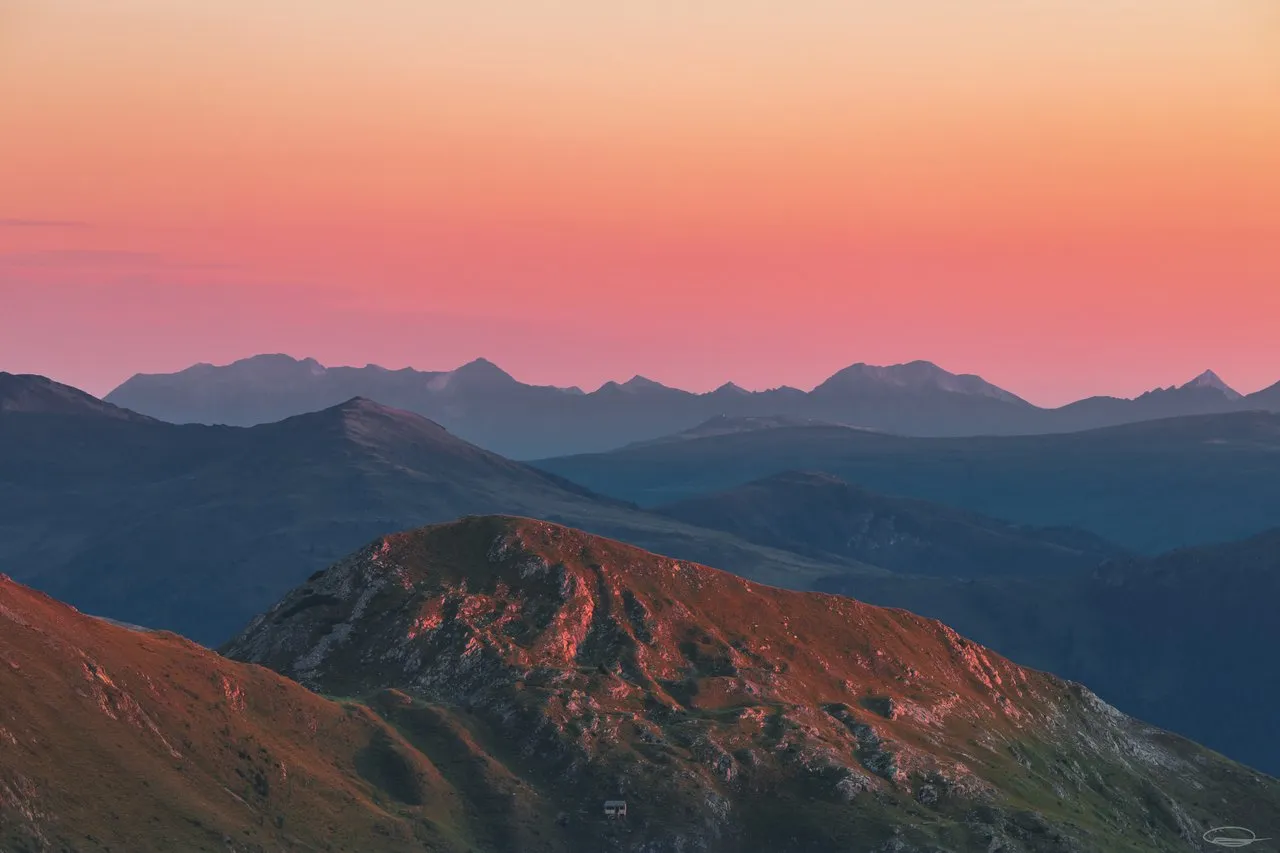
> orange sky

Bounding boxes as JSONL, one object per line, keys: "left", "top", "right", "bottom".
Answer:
{"left": 2, "top": 1, "right": 1278, "bottom": 402}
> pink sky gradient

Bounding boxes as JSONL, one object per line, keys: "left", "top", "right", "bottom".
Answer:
{"left": 2, "top": 1, "right": 1278, "bottom": 404}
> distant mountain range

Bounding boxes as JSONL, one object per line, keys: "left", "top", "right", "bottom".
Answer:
{"left": 537, "top": 411, "right": 1280, "bottom": 554}
{"left": 9, "top": 522, "right": 1279, "bottom": 852}
{"left": 103, "top": 354, "right": 1280, "bottom": 458}
{"left": 0, "top": 372, "right": 878, "bottom": 645}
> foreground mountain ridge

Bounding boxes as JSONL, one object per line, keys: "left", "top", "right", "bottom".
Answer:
{"left": 225, "top": 515, "right": 1280, "bottom": 853}
{"left": 4, "top": 513, "right": 1278, "bottom": 851}
{"left": 0, "top": 573, "right": 488, "bottom": 852}
{"left": 102, "top": 354, "right": 1280, "bottom": 457}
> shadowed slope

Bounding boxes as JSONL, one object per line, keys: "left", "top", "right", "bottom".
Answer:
{"left": 536, "top": 411, "right": 1280, "bottom": 553}
{"left": 1247, "top": 379, "right": 1280, "bottom": 407}
{"left": 624, "top": 414, "right": 842, "bottom": 448}
{"left": 811, "top": 526, "right": 1280, "bottom": 774}
{"left": 0, "top": 385, "right": 872, "bottom": 645}
{"left": 657, "top": 471, "right": 1124, "bottom": 575}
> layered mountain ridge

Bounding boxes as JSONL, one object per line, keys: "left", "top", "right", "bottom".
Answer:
{"left": 8, "top": 371, "right": 1280, "bottom": 777}
{"left": 538, "top": 410, "right": 1280, "bottom": 554}
{"left": 0, "top": 376, "right": 875, "bottom": 645}
{"left": 103, "top": 354, "right": 1279, "bottom": 458}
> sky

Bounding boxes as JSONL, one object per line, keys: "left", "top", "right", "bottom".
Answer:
{"left": 2, "top": 1, "right": 1278, "bottom": 404}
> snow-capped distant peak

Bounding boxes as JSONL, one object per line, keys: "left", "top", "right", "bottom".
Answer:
{"left": 1180, "top": 370, "right": 1242, "bottom": 400}
{"left": 712, "top": 381, "right": 750, "bottom": 395}
{"left": 814, "top": 361, "right": 1027, "bottom": 405}
{"left": 417, "top": 358, "right": 519, "bottom": 393}
{"left": 621, "top": 375, "right": 665, "bottom": 390}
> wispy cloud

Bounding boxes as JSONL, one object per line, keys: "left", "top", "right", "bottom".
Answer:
{"left": 0, "top": 218, "right": 91, "bottom": 229}
{"left": 0, "top": 249, "right": 240, "bottom": 271}
{"left": 0, "top": 249, "right": 160, "bottom": 268}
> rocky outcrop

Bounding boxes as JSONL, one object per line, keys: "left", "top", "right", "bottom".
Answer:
{"left": 226, "top": 516, "right": 1280, "bottom": 853}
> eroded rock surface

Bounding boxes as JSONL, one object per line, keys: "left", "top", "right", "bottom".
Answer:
{"left": 225, "top": 516, "right": 1280, "bottom": 853}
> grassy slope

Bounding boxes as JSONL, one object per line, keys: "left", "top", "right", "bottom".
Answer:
{"left": 810, "top": 526, "right": 1280, "bottom": 775}
{"left": 4, "top": 515, "right": 1278, "bottom": 853}
{"left": 226, "top": 517, "right": 1280, "bottom": 853}
{"left": 0, "top": 575, "right": 532, "bottom": 853}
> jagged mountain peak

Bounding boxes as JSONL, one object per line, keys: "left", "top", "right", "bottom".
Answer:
{"left": 154, "top": 353, "right": 327, "bottom": 382}
{"left": 600, "top": 374, "right": 676, "bottom": 393}
{"left": 450, "top": 356, "right": 517, "bottom": 383}
{"left": 417, "top": 357, "right": 519, "bottom": 394}
{"left": 1181, "top": 369, "right": 1242, "bottom": 399}
{"left": 594, "top": 377, "right": 666, "bottom": 394}
{"left": 711, "top": 381, "right": 750, "bottom": 395}
{"left": 814, "top": 361, "right": 1028, "bottom": 405}
{"left": 96, "top": 354, "right": 1280, "bottom": 456}
{"left": 236, "top": 352, "right": 324, "bottom": 370}
{"left": 828, "top": 360, "right": 955, "bottom": 383}
{"left": 455, "top": 355, "right": 502, "bottom": 371}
